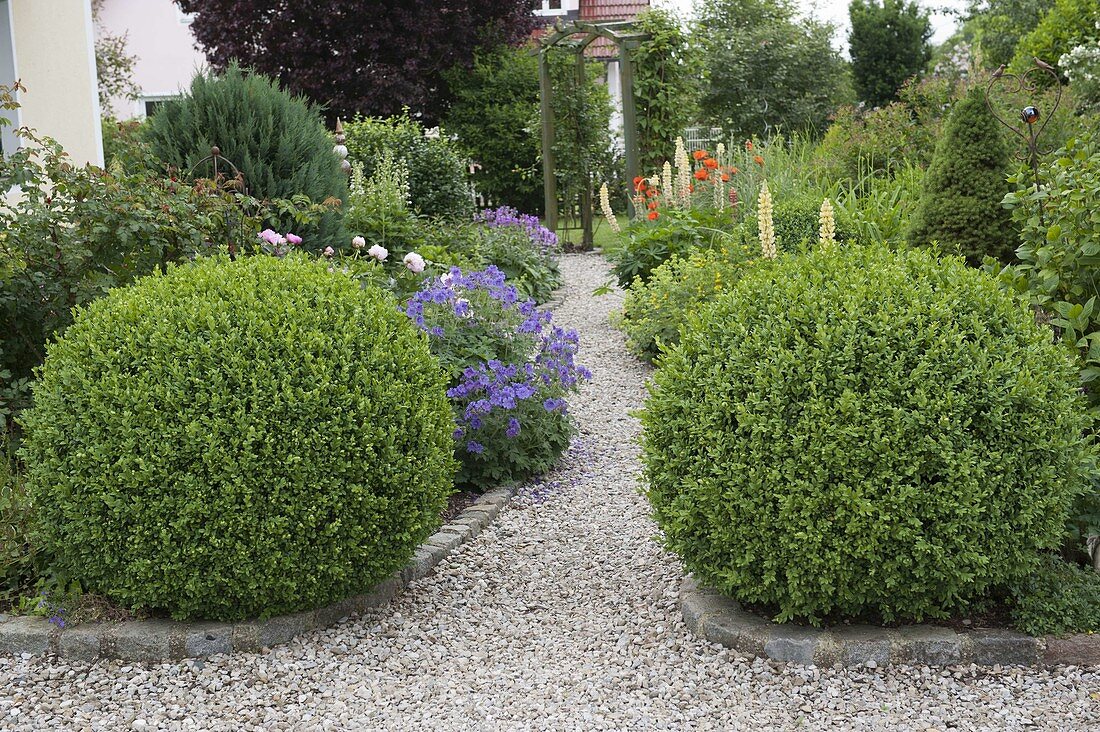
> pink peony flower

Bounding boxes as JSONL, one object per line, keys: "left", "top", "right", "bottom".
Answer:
{"left": 323, "top": 246, "right": 335, "bottom": 258}
{"left": 403, "top": 252, "right": 426, "bottom": 273}
{"left": 352, "top": 236, "right": 366, "bottom": 250}
{"left": 368, "top": 244, "right": 388, "bottom": 262}
{"left": 258, "top": 228, "right": 281, "bottom": 245}
{"left": 286, "top": 233, "right": 302, "bottom": 246}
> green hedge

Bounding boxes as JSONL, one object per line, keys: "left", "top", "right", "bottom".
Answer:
{"left": 20, "top": 255, "right": 455, "bottom": 621}
{"left": 643, "top": 245, "right": 1091, "bottom": 624}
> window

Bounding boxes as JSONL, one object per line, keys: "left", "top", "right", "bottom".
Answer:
{"left": 0, "top": 0, "right": 18, "bottom": 158}
{"left": 142, "top": 95, "right": 180, "bottom": 118}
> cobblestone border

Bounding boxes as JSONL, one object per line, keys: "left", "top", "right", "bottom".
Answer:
{"left": 0, "top": 485, "right": 516, "bottom": 662}
{"left": 681, "top": 577, "right": 1100, "bottom": 667}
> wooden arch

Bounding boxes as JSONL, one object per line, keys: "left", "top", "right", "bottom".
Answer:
{"left": 537, "top": 20, "right": 650, "bottom": 243}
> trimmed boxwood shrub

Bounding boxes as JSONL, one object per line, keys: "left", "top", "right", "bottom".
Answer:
{"left": 20, "top": 255, "right": 455, "bottom": 621}
{"left": 643, "top": 245, "right": 1092, "bottom": 624}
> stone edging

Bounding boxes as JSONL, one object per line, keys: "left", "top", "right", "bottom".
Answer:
{"left": 0, "top": 484, "right": 516, "bottom": 663}
{"left": 681, "top": 577, "right": 1100, "bottom": 667}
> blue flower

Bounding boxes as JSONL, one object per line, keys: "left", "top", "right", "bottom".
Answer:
{"left": 466, "top": 441, "right": 485, "bottom": 454}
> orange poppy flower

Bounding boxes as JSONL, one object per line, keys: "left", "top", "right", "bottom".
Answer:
{"left": 646, "top": 188, "right": 657, "bottom": 197}
{"left": 647, "top": 201, "right": 658, "bottom": 210}
{"left": 703, "top": 158, "right": 718, "bottom": 169}
{"left": 694, "top": 169, "right": 709, "bottom": 181}
{"left": 692, "top": 150, "right": 707, "bottom": 160}
{"left": 730, "top": 167, "right": 740, "bottom": 175}
{"left": 720, "top": 173, "right": 730, "bottom": 182}
{"left": 753, "top": 155, "right": 764, "bottom": 166}
{"left": 745, "top": 140, "right": 754, "bottom": 150}
{"left": 689, "top": 184, "right": 695, "bottom": 193}
{"left": 648, "top": 211, "right": 659, "bottom": 220}
{"left": 633, "top": 176, "right": 644, "bottom": 186}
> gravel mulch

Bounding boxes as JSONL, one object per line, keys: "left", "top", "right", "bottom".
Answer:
{"left": 1, "top": 253, "right": 1097, "bottom": 731}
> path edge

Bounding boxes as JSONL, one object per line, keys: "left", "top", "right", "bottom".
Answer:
{"left": 0, "top": 484, "right": 518, "bottom": 663}
{"left": 681, "top": 576, "right": 1100, "bottom": 668}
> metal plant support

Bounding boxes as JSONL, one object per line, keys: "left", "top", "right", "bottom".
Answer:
{"left": 186, "top": 146, "right": 249, "bottom": 259}
{"left": 985, "top": 58, "right": 1063, "bottom": 226}
{"left": 537, "top": 20, "right": 651, "bottom": 243}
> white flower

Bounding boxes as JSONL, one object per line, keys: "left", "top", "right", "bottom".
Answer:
{"left": 368, "top": 244, "right": 388, "bottom": 261}
{"left": 440, "top": 272, "right": 454, "bottom": 286}
{"left": 352, "top": 235, "right": 366, "bottom": 250}
{"left": 403, "top": 252, "right": 426, "bottom": 273}
{"left": 599, "top": 183, "right": 620, "bottom": 234}
{"left": 758, "top": 181, "right": 776, "bottom": 260}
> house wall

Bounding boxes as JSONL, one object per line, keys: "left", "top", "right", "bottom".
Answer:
{"left": 10, "top": 0, "right": 102, "bottom": 166}
{"left": 96, "top": 0, "right": 205, "bottom": 118}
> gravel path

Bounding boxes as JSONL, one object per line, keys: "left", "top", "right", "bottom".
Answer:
{"left": 2, "top": 253, "right": 1098, "bottom": 731}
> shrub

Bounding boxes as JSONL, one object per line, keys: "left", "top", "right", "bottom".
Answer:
{"left": 442, "top": 46, "right": 543, "bottom": 215}
{"left": 617, "top": 243, "right": 758, "bottom": 363}
{"left": 1010, "top": 554, "right": 1100, "bottom": 635}
{"left": 474, "top": 207, "right": 562, "bottom": 304}
{"left": 908, "top": 85, "right": 1016, "bottom": 264}
{"left": 344, "top": 154, "right": 425, "bottom": 256}
{"left": 643, "top": 245, "right": 1092, "bottom": 624}
{"left": 991, "top": 133, "right": 1100, "bottom": 560}
{"left": 342, "top": 112, "right": 473, "bottom": 220}
{"left": 406, "top": 267, "right": 590, "bottom": 487}
{"left": 20, "top": 255, "right": 455, "bottom": 621}
{"left": 0, "top": 437, "right": 36, "bottom": 608}
{"left": 144, "top": 64, "right": 348, "bottom": 252}
{"left": 734, "top": 192, "right": 860, "bottom": 253}
{"left": 613, "top": 208, "right": 737, "bottom": 288}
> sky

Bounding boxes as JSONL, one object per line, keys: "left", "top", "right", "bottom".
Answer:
{"left": 652, "top": 0, "right": 969, "bottom": 54}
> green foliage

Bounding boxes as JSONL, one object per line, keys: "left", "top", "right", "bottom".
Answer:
{"left": 144, "top": 64, "right": 348, "bottom": 251}
{"left": 342, "top": 112, "right": 473, "bottom": 220}
{"left": 848, "top": 0, "right": 932, "bottom": 108}
{"left": 100, "top": 116, "right": 149, "bottom": 172}
{"left": 0, "top": 436, "right": 36, "bottom": 608}
{"left": 474, "top": 226, "right": 562, "bottom": 305}
{"left": 1010, "top": 0, "right": 1100, "bottom": 79}
{"left": 1059, "top": 28, "right": 1100, "bottom": 114}
{"left": 442, "top": 46, "right": 543, "bottom": 215}
{"left": 965, "top": 0, "right": 1049, "bottom": 69}
{"left": 1010, "top": 554, "right": 1100, "bottom": 635}
{"left": 908, "top": 86, "right": 1016, "bottom": 264}
{"left": 695, "top": 0, "right": 853, "bottom": 139}
{"left": 993, "top": 135, "right": 1100, "bottom": 393}
{"left": 613, "top": 208, "right": 737, "bottom": 288}
{"left": 344, "top": 155, "right": 425, "bottom": 255}
{"left": 643, "top": 245, "right": 1091, "bottom": 624}
{"left": 734, "top": 192, "right": 861, "bottom": 252}
{"left": 832, "top": 163, "right": 927, "bottom": 248}
{"left": 617, "top": 243, "right": 759, "bottom": 363}
{"left": 815, "top": 77, "right": 956, "bottom": 182}
{"left": 20, "top": 255, "right": 455, "bottom": 621}
{"left": 633, "top": 8, "right": 701, "bottom": 174}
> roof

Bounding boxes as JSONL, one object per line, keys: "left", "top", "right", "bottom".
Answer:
{"left": 580, "top": 0, "right": 650, "bottom": 58}
{"left": 580, "top": 0, "right": 650, "bottom": 21}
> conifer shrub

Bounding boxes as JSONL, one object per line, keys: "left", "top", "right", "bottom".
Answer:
{"left": 643, "top": 245, "right": 1091, "bottom": 624}
{"left": 908, "top": 86, "right": 1016, "bottom": 264}
{"left": 144, "top": 65, "right": 348, "bottom": 252}
{"left": 20, "top": 255, "right": 455, "bottom": 621}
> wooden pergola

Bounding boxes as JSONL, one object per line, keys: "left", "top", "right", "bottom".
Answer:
{"left": 537, "top": 20, "right": 650, "bottom": 243}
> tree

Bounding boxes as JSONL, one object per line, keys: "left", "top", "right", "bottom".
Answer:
{"left": 694, "top": 0, "right": 852, "bottom": 139}
{"left": 849, "top": 0, "right": 932, "bottom": 108}
{"left": 963, "top": 0, "right": 1048, "bottom": 69}
{"left": 1010, "top": 0, "right": 1100, "bottom": 80}
{"left": 175, "top": 0, "right": 538, "bottom": 123}
{"left": 443, "top": 45, "right": 543, "bottom": 214}
{"left": 908, "top": 85, "right": 1015, "bottom": 264}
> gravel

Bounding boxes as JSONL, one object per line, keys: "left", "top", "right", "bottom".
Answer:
{"left": 2, "top": 253, "right": 1098, "bottom": 731}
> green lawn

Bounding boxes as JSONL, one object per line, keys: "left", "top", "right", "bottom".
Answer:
{"left": 554, "top": 215, "right": 627, "bottom": 256}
